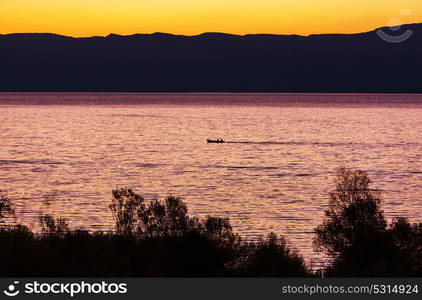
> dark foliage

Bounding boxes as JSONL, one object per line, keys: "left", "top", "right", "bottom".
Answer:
{"left": 389, "top": 218, "right": 422, "bottom": 275}
{"left": 39, "top": 215, "right": 70, "bottom": 238}
{"left": 314, "top": 167, "right": 422, "bottom": 276}
{"left": 109, "top": 188, "right": 145, "bottom": 236}
{"left": 1, "top": 171, "right": 421, "bottom": 277}
{"left": 0, "top": 189, "right": 308, "bottom": 277}
{"left": 0, "top": 193, "right": 14, "bottom": 219}
{"left": 235, "top": 233, "right": 307, "bottom": 277}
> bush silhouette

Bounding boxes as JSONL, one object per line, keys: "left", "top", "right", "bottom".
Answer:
{"left": 0, "top": 193, "right": 14, "bottom": 220}
{"left": 0, "top": 176, "right": 420, "bottom": 277}
{"left": 389, "top": 218, "right": 422, "bottom": 275}
{"left": 107, "top": 189, "right": 307, "bottom": 276}
{"left": 314, "top": 167, "right": 387, "bottom": 258}
{"left": 110, "top": 189, "right": 200, "bottom": 238}
{"left": 314, "top": 167, "right": 422, "bottom": 276}
{"left": 109, "top": 188, "right": 145, "bottom": 236}
{"left": 39, "top": 215, "right": 70, "bottom": 238}
{"left": 239, "top": 233, "right": 308, "bottom": 277}
{"left": 0, "top": 225, "right": 35, "bottom": 275}
{"left": 139, "top": 195, "right": 193, "bottom": 237}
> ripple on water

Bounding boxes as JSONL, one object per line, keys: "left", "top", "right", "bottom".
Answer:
{"left": 134, "top": 163, "right": 164, "bottom": 168}
{"left": 1, "top": 94, "right": 422, "bottom": 266}
{"left": 0, "top": 159, "right": 64, "bottom": 165}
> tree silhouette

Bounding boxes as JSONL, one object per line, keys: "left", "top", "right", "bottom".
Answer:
{"left": 313, "top": 167, "right": 422, "bottom": 276}
{"left": 314, "top": 167, "right": 387, "bottom": 258}
{"left": 39, "top": 215, "right": 70, "bottom": 238}
{"left": 389, "top": 217, "right": 422, "bottom": 275}
{"left": 109, "top": 188, "right": 145, "bottom": 236}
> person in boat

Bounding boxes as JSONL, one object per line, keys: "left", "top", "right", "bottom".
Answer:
{"left": 207, "top": 138, "right": 224, "bottom": 143}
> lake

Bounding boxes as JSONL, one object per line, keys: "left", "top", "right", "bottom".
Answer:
{"left": 1, "top": 93, "right": 422, "bottom": 265}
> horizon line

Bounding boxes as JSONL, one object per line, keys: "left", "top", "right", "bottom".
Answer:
{"left": 1, "top": 92, "right": 422, "bottom": 96}
{"left": 1, "top": 22, "right": 421, "bottom": 39}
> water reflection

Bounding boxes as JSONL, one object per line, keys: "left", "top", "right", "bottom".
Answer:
{"left": 0, "top": 93, "right": 422, "bottom": 265}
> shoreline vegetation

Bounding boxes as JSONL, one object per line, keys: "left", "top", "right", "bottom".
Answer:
{"left": 1, "top": 167, "right": 421, "bottom": 277}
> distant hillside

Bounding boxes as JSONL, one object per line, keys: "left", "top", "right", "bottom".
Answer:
{"left": 1, "top": 24, "right": 422, "bottom": 92}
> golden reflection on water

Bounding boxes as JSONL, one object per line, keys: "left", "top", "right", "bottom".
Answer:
{"left": 1, "top": 93, "right": 422, "bottom": 265}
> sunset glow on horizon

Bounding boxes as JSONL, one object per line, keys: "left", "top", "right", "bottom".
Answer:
{"left": 1, "top": 0, "right": 422, "bottom": 37}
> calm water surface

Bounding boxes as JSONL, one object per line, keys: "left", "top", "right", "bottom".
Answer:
{"left": 1, "top": 93, "right": 422, "bottom": 265}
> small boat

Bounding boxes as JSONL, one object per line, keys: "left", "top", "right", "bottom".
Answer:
{"left": 207, "top": 139, "right": 225, "bottom": 143}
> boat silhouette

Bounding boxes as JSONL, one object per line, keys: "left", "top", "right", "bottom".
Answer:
{"left": 207, "top": 139, "right": 225, "bottom": 143}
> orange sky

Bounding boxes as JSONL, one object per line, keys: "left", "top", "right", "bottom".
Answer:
{"left": 1, "top": 0, "right": 421, "bottom": 37}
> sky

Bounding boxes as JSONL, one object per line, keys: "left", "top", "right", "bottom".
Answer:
{"left": 1, "top": 0, "right": 421, "bottom": 37}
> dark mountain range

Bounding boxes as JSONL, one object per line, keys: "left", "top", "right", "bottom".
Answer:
{"left": 1, "top": 23, "right": 422, "bottom": 92}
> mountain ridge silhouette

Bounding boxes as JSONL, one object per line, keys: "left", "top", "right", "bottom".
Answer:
{"left": 1, "top": 23, "right": 421, "bottom": 92}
